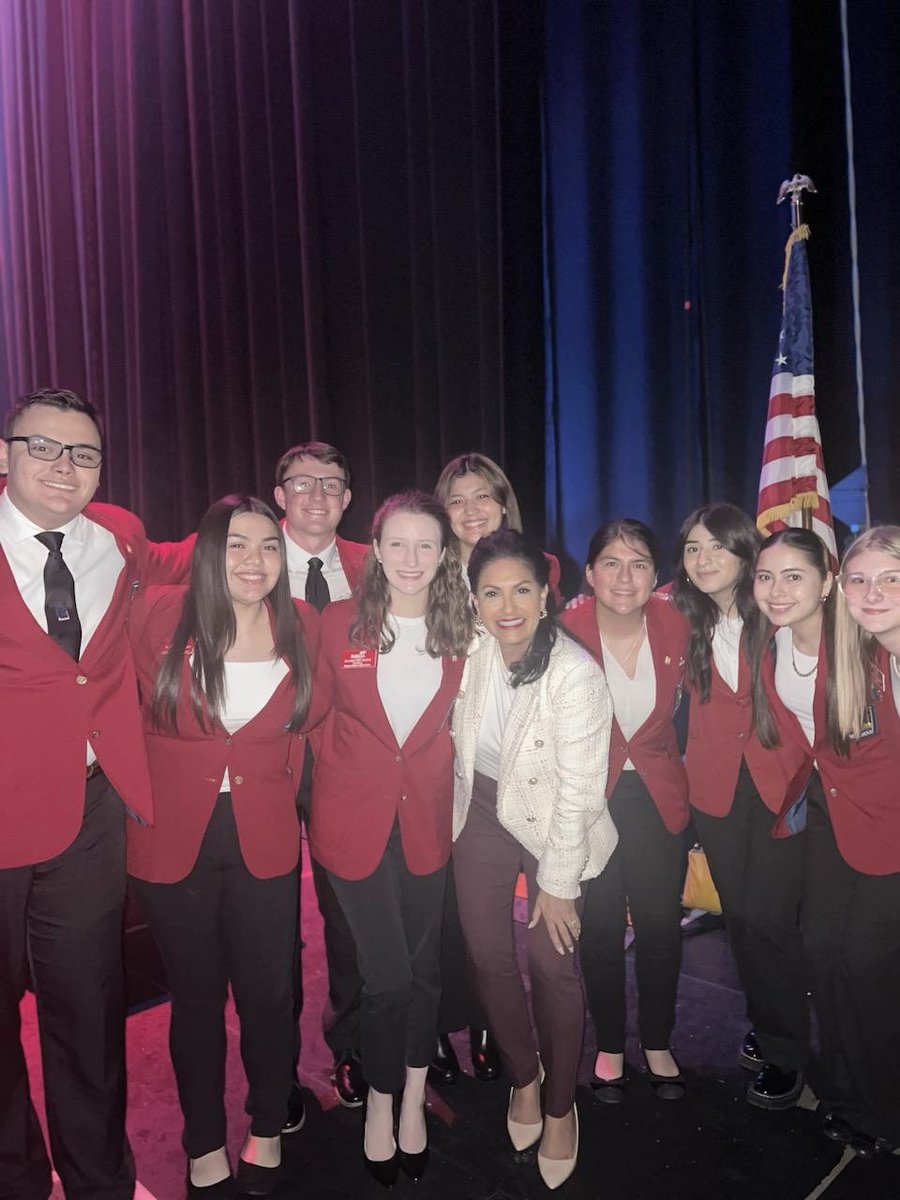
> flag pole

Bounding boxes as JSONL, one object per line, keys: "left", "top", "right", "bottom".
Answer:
{"left": 777, "top": 175, "right": 817, "bottom": 532}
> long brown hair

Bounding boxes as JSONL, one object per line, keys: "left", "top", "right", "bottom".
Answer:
{"left": 349, "top": 490, "right": 473, "bottom": 657}
{"left": 151, "top": 495, "right": 311, "bottom": 731}
{"left": 434, "top": 452, "right": 523, "bottom": 557}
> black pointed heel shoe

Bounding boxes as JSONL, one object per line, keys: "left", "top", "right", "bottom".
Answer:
{"left": 363, "top": 1147, "right": 399, "bottom": 1189}
{"left": 235, "top": 1157, "right": 286, "bottom": 1197}
{"left": 398, "top": 1145, "right": 430, "bottom": 1183}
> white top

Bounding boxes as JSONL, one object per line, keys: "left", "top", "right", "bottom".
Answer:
{"left": 891, "top": 654, "right": 900, "bottom": 719}
{"left": 283, "top": 533, "right": 354, "bottom": 602}
{"left": 218, "top": 658, "right": 289, "bottom": 791}
{"left": 712, "top": 613, "right": 743, "bottom": 693}
{"left": 474, "top": 652, "right": 517, "bottom": 779}
{"left": 376, "top": 615, "right": 442, "bottom": 747}
{"left": 0, "top": 491, "right": 124, "bottom": 766}
{"left": 601, "top": 636, "right": 656, "bottom": 768}
{"left": 773, "top": 626, "right": 816, "bottom": 746}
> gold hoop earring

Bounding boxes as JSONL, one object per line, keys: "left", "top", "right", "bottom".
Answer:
{"left": 539, "top": 607, "right": 547, "bottom": 620}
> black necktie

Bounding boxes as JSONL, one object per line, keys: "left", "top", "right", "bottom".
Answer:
{"left": 35, "top": 531, "right": 82, "bottom": 660}
{"left": 305, "top": 556, "right": 330, "bottom": 612}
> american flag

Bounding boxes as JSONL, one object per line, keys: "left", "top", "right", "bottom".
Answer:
{"left": 756, "top": 225, "right": 838, "bottom": 567}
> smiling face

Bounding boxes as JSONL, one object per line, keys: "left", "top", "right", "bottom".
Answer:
{"left": 225, "top": 511, "right": 284, "bottom": 607}
{"left": 0, "top": 404, "right": 102, "bottom": 529}
{"left": 754, "top": 542, "right": 832, "bottom": 645}
{"left": 375, "top": 511, "right": 445, "bottom": 616}
{"left": 445, "top": 472, "right": 504, "bottom": 559}
{"left": 840, "top": 548, "right": 900, "bottom": 651}
{"left": 682, "top": 523, "right": 744, "bottom": 613}
{"left": 586, "top": 536, "right": 656, "bottom": 618}
{"left": 274, "top": 453, "right": 351, "bottom": 553}
{"left": 474, "top": 556, "right": 548, "bottom": 666}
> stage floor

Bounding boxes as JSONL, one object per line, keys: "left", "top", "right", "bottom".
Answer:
{"left": 20, "top": 837, "right": 899, "bottom": 1200}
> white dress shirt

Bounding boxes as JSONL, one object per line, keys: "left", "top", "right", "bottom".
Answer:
{"left": 283, "top": 532, "right": 354, "bottom": 602}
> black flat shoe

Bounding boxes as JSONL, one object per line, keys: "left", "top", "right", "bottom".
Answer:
{"left": 589, "top": 1073, "right": 627, "bottom": 1104}
{"left": 821, "top": 1112, "right": 856, "bottom": 1145}
{"left": 281, "top": 1082, "right": 306, "bottom": 1134}
{"left": 185, "top": 1172, "right": 237, "bottom": 1199}
{"left": 469, "top": 1027, "right": 501, "bottom": 1082}
{"left": 235, "top": 1158, "right": 286, "bottom": 1197}
{"left": 738, "top": 1030, "right": 764, "bottom": 1071}
{"left": 427, "top": 1033, "right": 460, "bottom": 1086}
{"left": 398, "top": 1145, "right": 430, "bottom": 1182}
{"left": 643, "top": 1053, "right": 685, "bottom": 1101}
{"left": 746, "top": 1064, "right": 803, "bottom": 1111}
{"left": 363, "top": 1148, "right": 399, "bottom": 1188}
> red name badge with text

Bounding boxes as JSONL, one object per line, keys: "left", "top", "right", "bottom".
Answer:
{"left": 341, "top": 648, "right": 377, "bottom": 670}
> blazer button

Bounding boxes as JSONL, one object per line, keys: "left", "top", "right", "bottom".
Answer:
{"left": 225, "top": 736, "right": 233, "bottom": 745}
{"left": 90, "top": 730, "right": 100, "bottom": 739}
{"left": 400, "top": 794, "right": 408, "bottom": 802}
{"left": 534, "top": 738, "right": 544, "bottom": 748}
{"left": 829, "top": 787, "right": 837, "bottom": 797}
{"left": 528, "top": 777, "right": 538, "bottom": 785}
{"left": 75, "top": 675, "right": 88, "bottom": 685}
{"left": 455, "top": 769, "right": 463, "bottom": 779}
{"left": 233, "top": 775, "right": 243, "bottom": 785}
{"left": 395, "top": 754, "right": 402, "bottom": 763}
{"left": 527, "top": 815, "right": 537, "bottom": 823}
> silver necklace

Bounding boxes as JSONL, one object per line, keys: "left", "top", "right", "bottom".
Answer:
{"left": 601, "top": 617, "right": 646, "bottom": 668}
{"left": 790, "top": 638, "right": 818, "bottom": 678}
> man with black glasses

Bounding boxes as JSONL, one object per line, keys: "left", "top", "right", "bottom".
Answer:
{"left": 274, "top": 442, "right": 368, "bottom": 1121}
{"left": 0, "top": 388, "right": 188, "bottom": 1200}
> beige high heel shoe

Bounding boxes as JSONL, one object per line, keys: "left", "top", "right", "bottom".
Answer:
{"left": 537, "top": 1105, "right": 579, "bottom": 1190}
{"left": 506, "top": 1058, "right": 545, "bottom": 1151}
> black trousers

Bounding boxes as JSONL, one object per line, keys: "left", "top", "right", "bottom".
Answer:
{"left": 803, "top": 774, "right": 900, "bottom": 1143}
{"left": 692, "top": 763, "right": 810, "bottom": 1070}
{"left": 435, "top": 859, "right": 488, "bottom": 1034}
{"left": 296, "top": 748, "right": 362, "bottom": 1062}
{"left": 327, "top": 825, "right": 446, "bottom": 1094}
{"left": 581, "top": 772, "right": 688, "bottom": 1053}
{"left": 0, "top": 773, "right": 132, "bottom": 1200}
{"left": 131, "top": 794, "right": 297, "bottom": 1158}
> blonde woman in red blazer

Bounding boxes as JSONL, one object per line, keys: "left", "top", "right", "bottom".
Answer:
{"left": 308, "top": 491, "right": 473, "bottom": 1189}
{"left": 762, "top": 524, "right": 900, "bottom": 1159}
{"left": 562, "top": 519, "right": 690, "bottom": 1102}
{"left": 673, "top": 503, "right": 810, "bottom": 1112}
{"left": 127, "top": 496, "right": 316, "bottom": 1199}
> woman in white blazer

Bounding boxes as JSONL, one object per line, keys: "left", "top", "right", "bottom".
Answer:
{"left": 451, "top": 529, "right": 616, "bottom": 1190}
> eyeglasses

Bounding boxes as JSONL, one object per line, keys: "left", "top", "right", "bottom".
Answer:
{"left": 6, "top": 435, "right": 102, "bottom": 468}
{"left": 838, "top": 570, "right": 900, "bottom": 600}
{"left": 280, "top": 473, "right": 347, "bottom": 497}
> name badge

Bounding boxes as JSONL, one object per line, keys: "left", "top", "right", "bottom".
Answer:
{"left": 341, "top": 648, "right": 377, "bottom": 670}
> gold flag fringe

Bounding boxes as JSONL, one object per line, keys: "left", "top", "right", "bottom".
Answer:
{"left": 781, "top": 224, "right": 810, "bottom": 292}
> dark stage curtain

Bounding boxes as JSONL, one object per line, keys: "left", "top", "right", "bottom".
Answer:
{"left": 544, "top": 0, "right": 900, "bottom": 590}
{"left": 0, "top": 0, "right": 545, "bottom": 542}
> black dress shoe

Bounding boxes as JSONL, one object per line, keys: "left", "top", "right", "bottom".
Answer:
{"left": 427, "top": 1034, "right": 460, "bottom": 1086}
{"left": 469, "top": 1027, "right": 501, "bottom": 1082}
{"left": 821, "top": 1112, "right": 856, "bottom": 1144}
{"left": 590, "top": 1073, "right": 627, "bottom": 1104}
{"left": 235, "top": 1158, "right": 286, "bottom": 1197}
{"left": 738, "top": 1030, "right": 764, "bottom": 1071}
{"left": 332, "top": 1052, "right": 366, "bottom": 1108}
{"left": 281, "top": 1082, "right": 306, "bottom": 1134}
{"left": 398, "top": 1146, "right": 430, "bottom": 1183}
{"left": 746, "top": 1064, "right": 804, "bottom": 1110}
{"left": 363, "top": 1148, "right": 399, "bottom": 1188}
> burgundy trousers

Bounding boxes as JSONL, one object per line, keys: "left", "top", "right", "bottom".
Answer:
{"left": 452, "top": 772, "right": 585, "bottom": 1117}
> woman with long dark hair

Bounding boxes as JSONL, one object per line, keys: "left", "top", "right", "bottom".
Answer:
{"left": 127, "top": 496, "right": 316, "bottom": 1198}
{"left": 307, "top": 491, "right": 473, "bottom": 1188}
{"left": 562, "top": 519, "right": 690, "bottom": 1101}
{"left": 673, "top": 503, "right": 809, "bottom": 1111}
{"left": 797, "top": 526, "right": 900, "bottom": 1158}
{"left": 452, "top": 529, "right": 616, "bottom": 1189}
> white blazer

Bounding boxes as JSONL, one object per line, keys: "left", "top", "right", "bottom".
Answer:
{"left": 452, "top": 630, "right": 617, "bottom": 899}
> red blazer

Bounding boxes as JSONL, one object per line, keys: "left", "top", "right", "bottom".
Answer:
{"left": 309, "top": 598, "right": 465, "bottom": 881}
{"left": 810, "top": 645, "right": 900, "bottom": 875}
{"left": 0, "top": 502, "right": 191, "bottom": 869}
{"left": 562, "top": 594, "right": 689, "bottom": 833}
{"left": 684, "top": 630, "right": 808, "bottom": 818}
{"left": 544, "top": 551, "right": 563, "bottom": 609}
{"left": 126, "top": 588, "right": 318, "bottom": 883}
{"left": 336, "top": 535, "right": 369, "bottom": 593}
